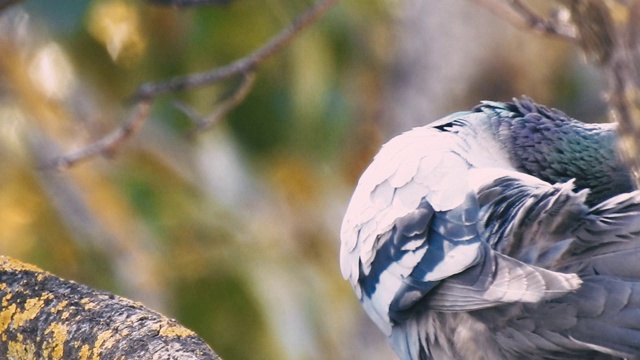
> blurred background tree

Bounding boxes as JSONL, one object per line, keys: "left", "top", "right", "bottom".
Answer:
{"left": 0, "top": 0, "right": 624, "bottom": 359}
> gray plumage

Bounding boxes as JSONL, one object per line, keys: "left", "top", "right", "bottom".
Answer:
{"left": 340, "top": 97, "right": 640, "bottom": 359}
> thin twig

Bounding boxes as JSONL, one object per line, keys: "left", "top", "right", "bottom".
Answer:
{"left": 46, "top": 101, "right": 151, "bottom": 170}
{"left": 131, "top": 0, "right": 339, "bottom": 101}
{"left": 49, "top": 0, "right": 339, "bottom": 170}
{"left": 472, "top": 0, "right": 577, "bottom": 40}
{"left": 172, "top": 100, "right": 204, "bottom": 125}
{"left": 508, "top": 0, "right": 577, "bottom": 39}
{"left": 172, "top": 73, "right": 256, "bottom": 136}
{"left": 187, "top": 72, "right": 256, "bottom": 137}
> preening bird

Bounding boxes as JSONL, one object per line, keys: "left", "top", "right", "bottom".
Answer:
{"left": 340, "top": 97, "right": 640, "bottom": 360}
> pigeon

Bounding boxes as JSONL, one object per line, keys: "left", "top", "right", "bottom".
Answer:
{"left": 340, "top": 97, "right": 640, "bottom": 359}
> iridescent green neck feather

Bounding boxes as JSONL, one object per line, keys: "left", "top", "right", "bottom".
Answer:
{"left": 477, "top": 98, "right": 635, "bottom": 205}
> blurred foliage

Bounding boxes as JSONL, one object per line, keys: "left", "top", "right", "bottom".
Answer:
{"left": 0, "top": 0, "right": 607, "bottom": 359}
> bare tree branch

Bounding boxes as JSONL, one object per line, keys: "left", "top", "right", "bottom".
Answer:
{"left": 0, "top": 256, "right": 219, "bottom": 359}
{"left": 472, "top": 0, "right": 577, "bottom": 40}
{"left": 186, "top": 72, "right": 257, "bottom": 137}
{"left": 131, "top": 0, "right": 339, "bottom": 101}
{"left": 173, "top": 72, "right": 256, "bottom": 136}
{"left": 48, "top": 0, "right": 339, "bottom": 170}
{"left": 46, "top": 100, "right": 151, "bottom": 170}
{"left": 560, "top": 0, "right": 616, "bottom": 64}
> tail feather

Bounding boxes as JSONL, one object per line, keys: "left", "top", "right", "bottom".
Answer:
{"left": 484, "top": 277, "right": 640, "bottom": 358}
{"left": 547, "top": 191, "right": 640, "bottom": 358}
{"left": 559, "top": 278, "right": 640, "bottom": 358}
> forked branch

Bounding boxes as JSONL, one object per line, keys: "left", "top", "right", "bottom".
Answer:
{"left": 48, "top": 0, "right": 339, "bottom": 170}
